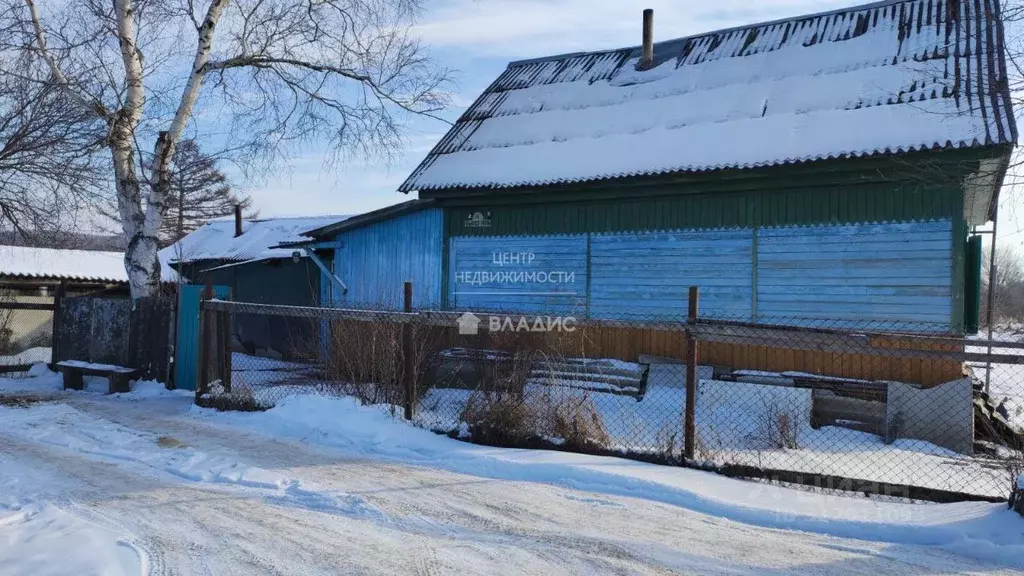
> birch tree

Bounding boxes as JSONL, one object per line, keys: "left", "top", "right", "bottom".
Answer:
{"left": 9, "top": 0, "right": 450, "bottom": 298}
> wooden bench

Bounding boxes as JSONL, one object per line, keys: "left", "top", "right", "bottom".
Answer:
{"left": 56, "top": 361, "right": 139, "bottom": 394}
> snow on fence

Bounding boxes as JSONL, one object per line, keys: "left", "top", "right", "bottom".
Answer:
{"left": 196, "top": 288, "right": 1024, "bottom": 503}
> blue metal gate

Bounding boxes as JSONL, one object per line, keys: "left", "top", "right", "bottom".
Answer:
{"left": 175, "top": 285, "right": 230, "bottom": 391}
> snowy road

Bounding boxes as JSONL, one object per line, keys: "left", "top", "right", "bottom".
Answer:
{"left": 0, "top": 386, "right": 1021, "bottom": 575}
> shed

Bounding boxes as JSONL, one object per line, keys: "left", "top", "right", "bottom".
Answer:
{"left": 165, "top": 214, "right": 348, "bottom": 357}
{"left": 0, "top": 245, "right": 177, "bottom": 368}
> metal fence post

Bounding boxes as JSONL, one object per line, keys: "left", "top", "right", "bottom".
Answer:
{"left": 684, "top": 286, "right": 699, "bottom": 462}
{"left": 403, "top": 282, "right": 415, "bottom": 420}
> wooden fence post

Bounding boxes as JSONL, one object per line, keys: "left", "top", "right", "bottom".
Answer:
{"left": 684, "top": 286, "right": 700, "bottom": 462}
{"left": 197, "top": 281, "right": 214, "bottom": 398}
{"left": 50, "top": 281, "right": 66, "bottom": 367}
{"left": 403, "top": 282, "right": 415, "bottom": 421}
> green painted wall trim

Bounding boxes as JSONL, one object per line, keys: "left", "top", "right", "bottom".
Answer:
{"left": 426, "top": 147, "right": 1005, "bottom": 206}
{"left": 965, "top": 235, "right": 983, "bottom": 334}
{"left": 447, "top": 185, "right": 963, "bottom": 237}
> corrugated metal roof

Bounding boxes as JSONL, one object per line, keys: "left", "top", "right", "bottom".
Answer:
{"left": 401, "top": 0, "right": 1016, "bottom": 192}
{"left": 164, "top": 216, "right": 349, "bottom": 264}
{"left": 0, "top": 245, "right": 177, "bottom": 283}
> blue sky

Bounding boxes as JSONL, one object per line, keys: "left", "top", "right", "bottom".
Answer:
{"left": 243, "top": 0, "right": 855, "bottom": 218}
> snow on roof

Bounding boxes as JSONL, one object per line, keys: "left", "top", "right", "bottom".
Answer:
{"left": 164, "top": 216, "right": 348, "bottom": 264}
{"left": 401, "top": 0, "right": 1016, "bottom": 192}
{"left": 0, "top": 245, "right": 177, "bottom": 283}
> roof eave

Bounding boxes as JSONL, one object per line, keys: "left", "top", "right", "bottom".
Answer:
{"left": 301, "top": 199, "right": 436, "bottom": 239}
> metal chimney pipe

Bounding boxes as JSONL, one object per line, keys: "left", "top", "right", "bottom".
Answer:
{"left": 234, "top": 204, "right": 243, "bottom": 237}
{"left": 641, "top": 9, "right": 654, "bottom": 70}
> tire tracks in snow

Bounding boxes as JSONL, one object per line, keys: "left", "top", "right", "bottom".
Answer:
{"left": 3, "top": 398, "right": 1016, "bottom": 575}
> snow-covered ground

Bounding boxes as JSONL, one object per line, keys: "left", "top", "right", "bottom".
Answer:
{"left": 417, "top": 376, "right": 1009, "bottom": 498}
{"left": 230, "top": 354, "right": 1012, "bottom": 498}
{"left": 0, "top": 346, "right": 51, "bottom": 367}
{"left": 0, "top": 368, "right": 1022, "bottom": 575}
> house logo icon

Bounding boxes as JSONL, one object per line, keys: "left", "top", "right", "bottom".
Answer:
{"left": 464, "top": 211, "right": 492, "bottom": 228}
{"left": 457, "top": 312, "right": 481, "bottom": 335}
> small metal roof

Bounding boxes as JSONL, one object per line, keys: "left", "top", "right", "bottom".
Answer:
{"left": 401, "top": 0, "right": 1016, "bottom": 193}
{"left": 164, "top": 216, "right": 348, "bottom": 264}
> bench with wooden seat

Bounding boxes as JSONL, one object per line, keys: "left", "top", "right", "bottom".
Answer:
{"left": 56, "top": 360, "right": 139, "bottom": 394}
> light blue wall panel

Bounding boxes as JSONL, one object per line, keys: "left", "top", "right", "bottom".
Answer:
{"left": 449, "top": 235, "right": 587, "bottom": 314}
{"left": 330, "top": 208, "right": 443, "bottom": 310}
{"left": 757, "top": 220, "right": 953, "bottom": 330}
{"left": 590, "top": 229, "right": 754, "bottom": 321}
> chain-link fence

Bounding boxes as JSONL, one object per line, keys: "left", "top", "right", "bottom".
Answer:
{"left": 197, "top": 291, "right": 1024, "bottom": 503}
{"left": 0, "top": 292, "right": 55, "bottom": 374}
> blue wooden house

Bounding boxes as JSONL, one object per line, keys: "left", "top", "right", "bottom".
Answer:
{"left": 291, "top": 0, "right": 1015, "bottom": 384}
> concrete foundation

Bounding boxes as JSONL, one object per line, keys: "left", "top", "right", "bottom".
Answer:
{"left": 886, "top": 377, "right": 974, "bottom": 454}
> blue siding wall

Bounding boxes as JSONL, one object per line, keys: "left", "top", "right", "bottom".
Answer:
{"left": 449, "top": 235, "right": 587, "bottom": 313}
{"left": 445, "top": 220, "right": 954, "bottom": 329}
{"left": 757, "top": 220, "right": 953, "bottom": 330}
{"left": 590, "top": 229, "right": 753, "bottom": 321}
{"left": 329, "top": 208, "right": 443, "bottom": 310}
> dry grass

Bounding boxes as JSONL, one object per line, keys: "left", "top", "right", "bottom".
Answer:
{"left": 322, "top": 316, "right": 441, "bottom": 407}
{"left": 157, "top": 436, "right": 188, "bottom": 449}
{"left": 0, "top": 393, "right": 49, "bottom": 408}
{"left": 196, "top": 386, "right": 270, "bottom": 412}
{"left": 547, "top": 394, "right": 611, "bottom": 452}
{"left": 750, "top": 401, "right": 801, "bottom": 450}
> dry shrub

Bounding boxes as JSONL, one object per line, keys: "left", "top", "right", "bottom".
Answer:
{"left": 323, "top": 315, "right": 441, "bottom": 407}
{"left": 459, "top": 339, "right": 612, "bottom": 452}
{"left": 0, "top": 393, "right": 48, "bottom": 408}
{"left": 462, "top": 390, "right": 539, "bottom": 447}
{"left": 460, "top": 347, "right": 542, "bottom": 446}
{"left": 750, "top": 401, "right": 801, "bottom": 450}
{"left": 196, "top": 385, "right": 270, "bottom": 412}
{"left": 548, "top": 394, "right": 611, "bottom": 452}
{"left": 972, "top": 406, "right": 1024, "bottom": 501}
{"left": 462, "top": 390, "right": 613, "bottom": 451}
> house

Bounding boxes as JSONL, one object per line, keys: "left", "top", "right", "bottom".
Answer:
{"left": 164, "top": 212, "right": 348, "bottom": 357}
{"left": 287, "top": 0, "right": 1013, "bottom": 385}
{"left": 390, "top": 0, "right": 1012, "bottom": 345}
{"left": 291, "top": 0, "right": 1011, "bottom": 386}
{"left": 0, "top": 245, "right": 177, "bottom": 368}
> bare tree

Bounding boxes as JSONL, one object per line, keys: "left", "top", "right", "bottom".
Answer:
{"left": 0, "top": 61, "right": 105, "bottom": 235}
{"left": 6, "top": 0, "right": 450, "bottom": 299}
{"left": 982, "top": 246, "right": 1024, "bottom": 324}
